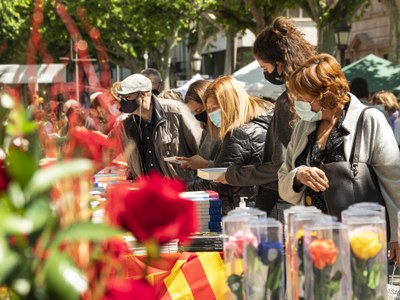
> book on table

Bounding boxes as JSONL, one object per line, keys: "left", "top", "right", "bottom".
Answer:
{"left": 197, "top": 168, "right": 227, "bottom": 180}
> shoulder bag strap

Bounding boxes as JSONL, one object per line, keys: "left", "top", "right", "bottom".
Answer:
{"left": 350, "top": 107, "right": 372, "bottom": 176}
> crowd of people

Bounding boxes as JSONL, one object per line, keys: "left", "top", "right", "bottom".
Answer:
{"left": 36, "top": 17, "right": 400, "bottom": 261}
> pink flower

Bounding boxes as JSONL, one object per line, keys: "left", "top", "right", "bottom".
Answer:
{"left": 224, "top": 230, "right": 258, "bottom": 258}
{"left": 106, "top": 172, "right": 198, "bottom": 245}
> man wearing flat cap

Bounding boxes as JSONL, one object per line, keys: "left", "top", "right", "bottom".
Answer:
{"left": 109, "top": 73, "right": 202, "bottom": 182}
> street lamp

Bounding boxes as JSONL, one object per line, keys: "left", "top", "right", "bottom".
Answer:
{"left": 60, "top": 39, "right": 96, "bottom": 102}
{"left": 144, "top": 50, "right": 149, "bottom": 69}
{"left": 191, "top": 51, "right": 202, "bottom": 74}
{"left": 335, "top": 17, "right": 352, "bottom": 67}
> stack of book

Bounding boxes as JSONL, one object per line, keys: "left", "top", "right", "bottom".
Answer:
{"left": 180, "top": 190, "right": 222, "bottom": 233}
{"left": 179, "top": 190, "right": 223, "bottom": 252}
{"left": 124, "top": 235, "right": 179, "bottom": 254}
{"left": 178, "top": 232, "right": 223, "bottom": 252}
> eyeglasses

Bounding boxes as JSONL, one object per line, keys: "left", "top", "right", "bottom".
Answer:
{"left": 120, "top": 92, "right": 140, "bottom": 102}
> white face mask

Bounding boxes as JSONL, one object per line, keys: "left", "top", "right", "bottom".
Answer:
{"left": 294, "top": 100, "right": 322, "bottom": 122}
{"left": 208, "top": 109, "right": 222, "bottom": 128}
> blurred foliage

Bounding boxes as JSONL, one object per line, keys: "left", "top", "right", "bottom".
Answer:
{"left": 0, "top": 0, "right": 372, "bottom": 80}
{"left": 0, "top": 90, "right": 122, "bottom": 300}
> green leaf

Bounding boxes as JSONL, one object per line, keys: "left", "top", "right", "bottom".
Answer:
{"left": 0, "top": 209, "right": 33, "bottom": 235}
{"left": 368, "top": 262, "right": 381, "bottom": 290}
{"left": 7, "top": 146, "right": 37, "bottom": 187}
{"left": 24, "top": 159, "right": 94, "bottom": 198}
{"left": 25, "top": 198, "right": 52, "bottom": 232}
{"left": 44, "top": 252, "right": 87, "bottom": 300}
{"left": 0, "top": 236, "right": 20, "bottom": 282}
{"left": 49, "top": 222, "right": 122, "bottom": 250}
{"left": 8, "top": 182, "right": 26, "bottom": 209}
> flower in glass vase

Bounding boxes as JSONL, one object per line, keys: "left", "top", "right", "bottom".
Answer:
{"left": 256, "top": 240, "right": 283, "bottom": 300}
{"left": 349, "top": 230, "right": 383, "bottom": 300}
{"left": 308, "top": 239, "right": 341, "bottom": 300}
{"left": 224, "top": 230, "right": 257, "bottom": 300}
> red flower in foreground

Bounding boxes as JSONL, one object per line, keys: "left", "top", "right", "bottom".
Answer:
{"left": 102, "top": 278, "right": 157, "bottom": 300}
{"left": 106, "top": 172, "right": 198, "bottom": 245}
{"left": 0, "top": 159, "right": 10, "bottom": 192}
{"left": 65, "top": 127, "right": 116, "bottom": 166}
{"left": 309, "top": 239, "right": 338, "bottom": 270}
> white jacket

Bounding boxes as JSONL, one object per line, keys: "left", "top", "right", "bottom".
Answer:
{"left": 278, "top": 94, "right": 400, "bottom": 241}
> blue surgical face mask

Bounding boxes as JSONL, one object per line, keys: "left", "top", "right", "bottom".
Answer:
{"left": 294, "top": 100, "right": 322, "bottom": 122}
{"left": 208, "top": 108, "right": 222, "bottom": 127}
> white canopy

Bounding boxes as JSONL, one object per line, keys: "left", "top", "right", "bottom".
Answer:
{"left": 232, "top": 60, "right": 285, "bottom": 100}
{"left": 176, "top": 73, "right": 204, "bottom": 99}
{"left": 0, "top": 64, "right": 66, "bottom": 84}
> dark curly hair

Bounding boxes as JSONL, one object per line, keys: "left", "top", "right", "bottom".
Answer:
{"left": 253, "top": 16, "right": 316, "bottom": 82}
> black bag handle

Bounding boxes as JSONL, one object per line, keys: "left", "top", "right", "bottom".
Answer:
{"left": 350, "top": 107, "right": 372, "bottom": 176}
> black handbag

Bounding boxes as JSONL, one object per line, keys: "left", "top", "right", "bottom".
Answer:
{"left": 319, "top": 107, "right": 386, "bottom": 220}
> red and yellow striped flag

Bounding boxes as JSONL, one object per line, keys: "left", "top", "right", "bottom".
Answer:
{"left": 123, "top": 252, "right": 228, "bottom": 299}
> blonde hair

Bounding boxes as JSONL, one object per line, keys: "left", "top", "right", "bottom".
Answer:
{"left": 371, "top": 91, "right": 399, "bottom": 115}
{"left": 204, "top": 76, "right": 272, "bottom": 140}
{"left": 110, "top": 82, "right": 121, "bottom": 101}
{"left": 287, "top": 53, "right": 350, "bottom": 112}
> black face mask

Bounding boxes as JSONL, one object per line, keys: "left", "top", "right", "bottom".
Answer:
{"left": 119, "top": 99, "right": 139, "bottom": 113}
{"left": 195, "top": 111, "right": 208, "bottom": 123}
{"left": 152, "top": 89, "right": 160, "bottom": 96}
{"left": 263, "top": 64, "right": 284, "bottom": 85}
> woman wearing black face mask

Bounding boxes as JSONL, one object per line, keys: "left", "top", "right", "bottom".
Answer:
{"left": 179, "top": 80, "right": 220, "bottom": 170}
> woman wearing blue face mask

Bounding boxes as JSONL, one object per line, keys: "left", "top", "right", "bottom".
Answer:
{"left": 186, "top": 76, "right": 274, "bottom": 215}
{"left": 278, "top": 53, "right": 400, "bottom": 263}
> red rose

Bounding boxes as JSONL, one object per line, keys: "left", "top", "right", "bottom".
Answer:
{"left": 106, "top": 172, "right": 198, "bottom": 245}
{"left": 101, "top": 278, "right": 157, "bottom": 300}
{"left": 0, "top": 159, "right": 10, "bottom": 192}
{"left": 100, "top": 238, "right": 131, "bottom": 260}
{"left": 65, "top": 127, "right": 116, "bottom": 166}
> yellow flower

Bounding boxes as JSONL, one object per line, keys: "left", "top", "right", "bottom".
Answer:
{"left": 350, "top": 230, "right": 382, "bottom": 260}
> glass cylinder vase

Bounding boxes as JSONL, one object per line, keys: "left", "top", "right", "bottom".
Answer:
{"left": 283, "top": 206, "right": 321, "bottom": 300}
{"left": 303, "top": 219, "right": 351, "bottom": 300}
{"left": 342, "top": 209, "right": 387, "bottom": 300}
{"left": 244, "top": 217, "right": 283, "bottom": 300}
{"left": 223, "top": 213, "right": 260, "bottom": 299}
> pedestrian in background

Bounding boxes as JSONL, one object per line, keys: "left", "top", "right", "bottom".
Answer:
{"left": 187, "top": 76, "right": 273, "bottom": 214}
{"left": 216, "top": 16, "right": 317, "bottom": 219}
{"left": 278, "top": 53, "right": 400, "bottom": 262}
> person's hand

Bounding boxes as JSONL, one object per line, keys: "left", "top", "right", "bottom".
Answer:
{"left": 178, "top": 155, "right": 208, "bottom": 170}
{"left": 295, "top": 166, "right": 329, "bottom": 192}
{"left": 214, "top": 173, "right": 228, "bottom": 184}
{"left": 389, "top": 241, "right": 399, "bottom": 265}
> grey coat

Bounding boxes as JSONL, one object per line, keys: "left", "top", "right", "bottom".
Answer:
{"left": 278, "top": 94, "right": 400, "bottom": 241}
{"left": 111, "top": 96, "right": 203, "bottom": 182}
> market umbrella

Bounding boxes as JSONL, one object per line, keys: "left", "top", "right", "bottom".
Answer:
{"left": 342, "top": 54, "right": 400, "bottom": 95}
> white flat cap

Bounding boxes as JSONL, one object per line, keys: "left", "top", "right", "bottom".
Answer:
{"left": 118, "top": 74, "right": 152, "bottom": 95}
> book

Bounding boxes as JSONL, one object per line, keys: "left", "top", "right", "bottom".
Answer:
{"left": 180, "top": 190, "right": 219, "bottom": 200}
{"left": 163, "top": 156, "right": 184, "bottom": 164}
{"left": 197, "top": 168, "right": 227, "bottom": 180}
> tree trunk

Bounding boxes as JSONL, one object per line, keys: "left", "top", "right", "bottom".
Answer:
{"left": 224, "top": 32, "right": 237, "bottom": 75}
{"left": 317, "top": 22, "right": 337, "bottom": 55}
{"left": 382, "top": 0, "right": 400, "bottom": 63}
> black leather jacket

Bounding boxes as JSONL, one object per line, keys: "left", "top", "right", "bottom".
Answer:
{"left": 188, "top": 109, "right": 274, "bottom": 215}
